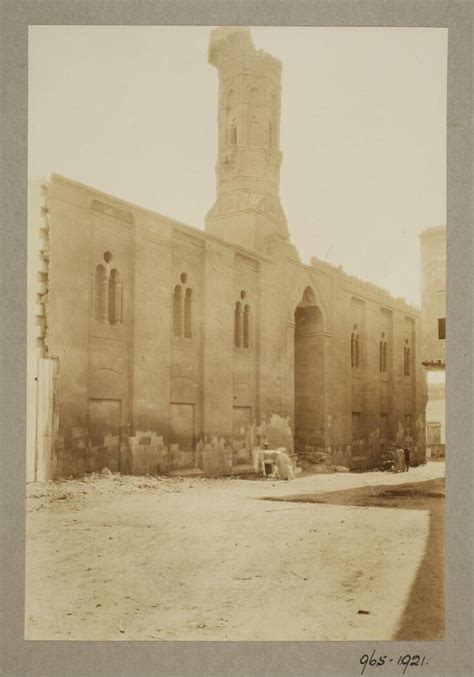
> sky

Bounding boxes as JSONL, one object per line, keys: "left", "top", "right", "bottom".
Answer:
{"left": 29, "top": 26, "right": 447, "bottom": 305}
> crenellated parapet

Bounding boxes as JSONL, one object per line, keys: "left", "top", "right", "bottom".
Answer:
{"left": 309, "top": 255, "right": 420, "bottom": 316}
{"left": 34, "top": 181, "right": 51, "bottom": 356}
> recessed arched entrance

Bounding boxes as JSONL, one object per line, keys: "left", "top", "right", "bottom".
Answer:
{"left": 294, "top": 286, "right": 326, "bottom": 455}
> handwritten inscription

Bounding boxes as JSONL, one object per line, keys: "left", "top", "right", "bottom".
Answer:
{"left": 360, "top": 650, "right": 429, "bottom": 675}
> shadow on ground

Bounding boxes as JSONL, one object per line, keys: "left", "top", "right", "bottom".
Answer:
{"left": 262, "top": 478, "right": 445, "bottom": 640}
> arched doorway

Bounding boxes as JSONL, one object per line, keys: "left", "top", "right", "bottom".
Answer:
{"left": 294, "top": 287, "right": 325, "bottom": 455}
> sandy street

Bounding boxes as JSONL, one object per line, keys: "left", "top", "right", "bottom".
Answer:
{"left": 25, "top": 462, "right": 444, "bottom": 641}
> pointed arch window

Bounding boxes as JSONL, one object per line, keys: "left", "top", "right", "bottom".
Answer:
{"left": 404, "top": 340, "right": 411, "bottom": 376}
{"left": 234, "top": 302, "right": 242, "bottom": 347}
{"left": 229, "top": 118, "right": 237, "bottom": 145}
{"left": 243, "top": 305, "right": 251, "bottom": 348}
{"left": 351, "top": 325, "right": 360, "bottom": 368}
{"left": 234, "top": 291, "right": 251, "bottom": 349}
{"left": 108, "top": 269, "right": 123, "bottom": 325}
{"left": 247, "top": 87, "right": 262, "bottom": 147}
{"left": 173, "top": 285, "right": 183, "bottom": 337}
{"left": 379, "top": 333, "right": 388, "bottom": 372}
{"left": 94, "top": 264, "right": 108, "bottom": 322}
{"left": 248, "top": 87, "right": 262, "bottom": 107}
{"left": 226, "top": 89, "right": 237, "bottom": 110}
{"left": 173, "top": 273, "right": 194, "bottom": 340}
{"left": 184, "top": 288, "right": 193, "bottom": 339}
{"left": 248, "top": 115, "right": 259, "bottom": 146}
{"left": 92, "top": 252, "right": 123, "bottom": 325}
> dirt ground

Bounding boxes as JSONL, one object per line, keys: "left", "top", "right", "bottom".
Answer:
{"left": 25, "top": 462, "right": 444, "bottom": 641}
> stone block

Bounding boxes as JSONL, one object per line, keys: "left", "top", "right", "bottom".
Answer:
{"left": 71, "top": 426, "right": 87, "bottom": 449}
{"left": 56, "top": 444, "right": 88, "bottom": 478}
{"left": 170, "top": 448, "right": 194, "bottom": 470}
{"left": 201, "top": 438, "right": 232, "bottom": 477}
{"left": 104, "top": 434, "right": 120, "bottom": 448}
{"left": 126, "top": 438, "right": 170, "bottom": 475}
{"left": 95, "top": 445, "right": 120, "bottom": 473}
{"left": 233, "top": 447, "right": 251, "bottom": 465}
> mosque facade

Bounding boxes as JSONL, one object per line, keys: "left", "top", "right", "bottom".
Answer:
{"left": 27, "top": 27, "right": 427, "bottom": 480}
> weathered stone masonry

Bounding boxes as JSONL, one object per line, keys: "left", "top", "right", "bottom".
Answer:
{"left": 28, "top": 28, "right": 427, "bottom": 479}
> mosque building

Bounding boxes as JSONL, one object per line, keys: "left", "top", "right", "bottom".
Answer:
{"left": 27, "top": 27, "right": 427, "bottom": 480}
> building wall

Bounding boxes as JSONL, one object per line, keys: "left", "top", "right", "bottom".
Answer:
{"left": 35, "top": 174, "right": 427, "bottom": 477}
{"left": 426, "top": 378, "right": 446, "bottom": 457}
{"left": 419, "top": 226, "right": 446, "bottom": 455}
{"left": 420, "top": 226, "right": 446, "bottom": 365}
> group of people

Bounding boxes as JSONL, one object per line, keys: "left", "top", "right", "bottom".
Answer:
{"left": 381, "top": 444, "right": 411, "bottom": 473}
{"left": 255, "top": 441, "right": 412, "bottom": 479}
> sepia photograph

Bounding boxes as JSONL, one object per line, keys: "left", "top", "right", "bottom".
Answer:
{"left": 25, "top": 25, "right": 447, "bottom": 642}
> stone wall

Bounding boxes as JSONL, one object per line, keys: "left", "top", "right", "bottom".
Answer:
{"left": 38, "top": 174, "right": 427, "bottom": 479}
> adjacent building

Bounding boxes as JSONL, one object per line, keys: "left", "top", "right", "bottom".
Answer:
{"left": 420, "top": 226, "right": 446, "bottom": 457}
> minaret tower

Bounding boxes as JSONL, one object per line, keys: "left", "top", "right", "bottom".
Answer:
{"left": 205, "top": 27, "right": 290, "bottom": 254}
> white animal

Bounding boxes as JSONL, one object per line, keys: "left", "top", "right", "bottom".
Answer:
{"left": 253, "top": 447, "right": 294, "bottom": 479}
{"left": 274, "top": 448, "right": 295, "bottom": 480}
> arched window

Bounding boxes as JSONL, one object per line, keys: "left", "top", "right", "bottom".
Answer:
{"left": 404, "top": 341, "right": 411, "bottom": 376}
{"left": 94, "top": 264, "right": 108, "bottom": 322}
{"left": 248, "top": 115, "right": 259, "bottom": 146}
{"left": 234, "top": 302, "right": 242, "bottom": 347}
{"left": 108, "top": 269, "right": 122, "bottom": 325}
{"left": 226, "top": 91, "right": 237, "bottom": 148}
{"left": 379, "top": 333, "right": 387, "bottom": 372}
{"left": 351, "top": 325, "right": 360, "bottom": 368}
{"left": 243, "top": 305, "right": 250, "bottom": 348}
{"left": 173, "top": 285, "right": 183, "bottom": 337}
{"left": 248, "top": 87, "right": 262, "bottom": 107}
{"left": 92, "top": 252, "right": 123, "bottom": 325}
{"left": 173, "top": 274, "right": 194, "bottom": 340}
{"left": 229, "top": 119, "right": 237, "bottom": 145}
{"left": 247, "top": 87, "right": 262, "bottom": 147}
{"left": 184, "top": 288, "right": 193, "bottom": 339}
{"left": 226, "top": 89, "right": 236, "bottom": 110}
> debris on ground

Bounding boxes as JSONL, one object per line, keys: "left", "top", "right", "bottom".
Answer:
{"left": 26, "top": 472, "right": 236, "bottom": 511}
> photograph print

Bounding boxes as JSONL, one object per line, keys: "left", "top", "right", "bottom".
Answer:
{"left": 26, "top": 25, "right": 447, "bottom": 641}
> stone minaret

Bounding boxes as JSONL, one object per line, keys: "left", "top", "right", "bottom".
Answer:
{"left": 205, "top": 27, "right": 291, "bottom": 255}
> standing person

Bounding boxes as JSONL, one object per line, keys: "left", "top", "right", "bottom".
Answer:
{"left": 395, "top": 445, "right": 405, "bottom": 472}
{"left": 404, "top": 445, "right": 411, "bottom": 472}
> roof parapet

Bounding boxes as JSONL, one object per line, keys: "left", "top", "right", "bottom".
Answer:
{"left": 310, "top": 256, "right": 420, "bottom": 314}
